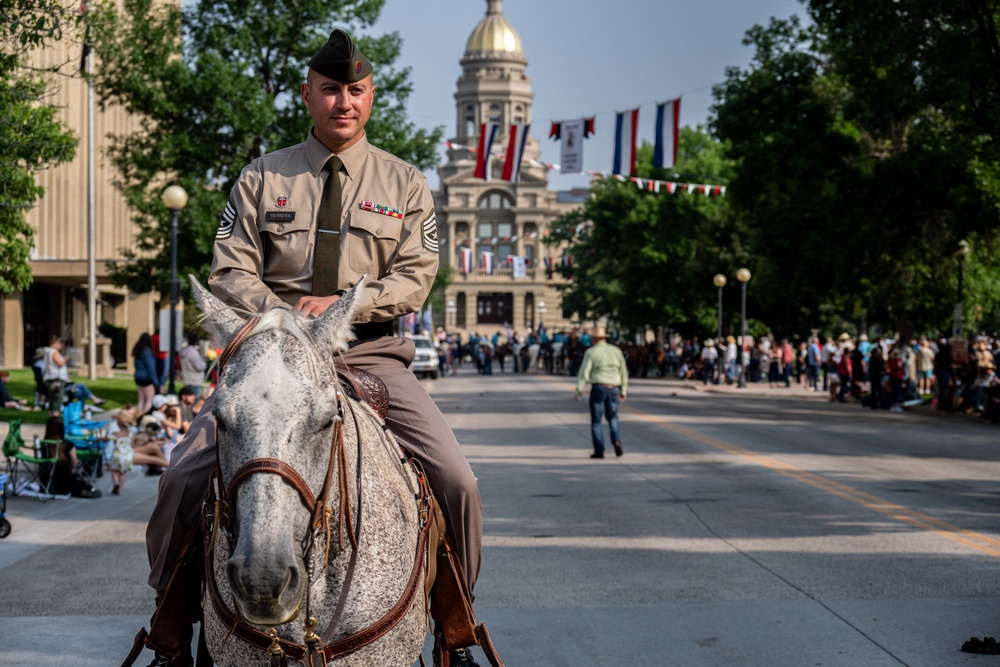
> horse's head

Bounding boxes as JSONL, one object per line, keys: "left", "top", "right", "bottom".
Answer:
{"left": 192, "top": 277, "right": 364, "bottom": 626}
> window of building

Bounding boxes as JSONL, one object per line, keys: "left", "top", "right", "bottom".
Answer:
{"left": 497, "top": 222, "right": 513, "bottom": 238}
{"left": 478, "top": 192, "right": 512, "bottom": 209}
{"left": 456, "top": 292, "right": 467, "bottom": 329}
{"left": 488, "top": 102, "right": 502, "bottom": 125}
{"left": 455, "top": 222, "right": 469, "bottom": 240}
{"left": 465, "top": 104, "right": 475, "bottom": 137}
{"left": 513, "top": 104, "right": 524, "bottom": 125}
{"left": 497, "top": 243, "right": 513, "bottom": 264}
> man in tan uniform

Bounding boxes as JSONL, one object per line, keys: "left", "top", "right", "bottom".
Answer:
{"left": 144, "top": 29, "right": 483, "bottom": 667}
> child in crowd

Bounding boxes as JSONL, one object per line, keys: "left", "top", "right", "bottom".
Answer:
{"left": 106, "top": 409, "right": 169, "bottom": 495}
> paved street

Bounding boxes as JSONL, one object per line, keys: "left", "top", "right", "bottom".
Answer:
{"left": 2, "top": 368, "right": 1000, "bottom": 665}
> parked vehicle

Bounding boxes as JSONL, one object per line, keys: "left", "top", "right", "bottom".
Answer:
{"left": 409, "top": 335, "right": 440, "bottom": 379}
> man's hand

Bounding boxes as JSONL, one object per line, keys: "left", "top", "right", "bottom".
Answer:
{"left": 293, "top": 294, "right": 341, "bottom": 318}
{"left": 620, "top": 394, "right": 627, "bottom": 402}
{"left": 574, "top": 393, "right": 581, "bottom": 402}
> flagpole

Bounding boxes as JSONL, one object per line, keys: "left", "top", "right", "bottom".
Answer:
{"left": 85, "top": 7, "right": 97, "bottom": 380}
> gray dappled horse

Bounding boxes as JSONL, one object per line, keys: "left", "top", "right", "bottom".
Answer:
{"left": 192, "top": 278, "right": 428, "bottom": 666}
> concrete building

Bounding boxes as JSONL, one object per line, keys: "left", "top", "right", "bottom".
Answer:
{"left": 435, "top": 0, "right": 583, "bottom": 337}
{"left": 0, "top": 5, "right": 164, "bottom": 374}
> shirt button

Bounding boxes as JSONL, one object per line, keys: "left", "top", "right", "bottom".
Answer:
{"left": 277, "top": 224, "right": 284, "bottom": 232}
{"left": 375, "top": 227, "right": 382, "bottom": 235}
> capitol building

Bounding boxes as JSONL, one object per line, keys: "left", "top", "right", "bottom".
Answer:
{"left": 434, "top": 0, "right": 582, "bottom": 336}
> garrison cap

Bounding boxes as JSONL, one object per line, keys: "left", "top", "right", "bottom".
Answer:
{"left": 308, "top": 29, "right": 372, "bottom": 82}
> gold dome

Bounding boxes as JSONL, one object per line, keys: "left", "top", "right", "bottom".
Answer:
{"left": 465, "top": 0, "right": 523, "bottom": 56}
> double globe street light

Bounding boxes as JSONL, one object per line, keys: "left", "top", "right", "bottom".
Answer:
{"left": 161, "top": 185, "right": 188, "bottom": 396}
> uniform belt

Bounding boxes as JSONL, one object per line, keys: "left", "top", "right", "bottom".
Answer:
{"left": 352, "top": 320, "right": 395, "bottom": 343}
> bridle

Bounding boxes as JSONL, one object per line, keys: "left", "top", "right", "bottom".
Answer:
{"left": 203, "top": 316, "right": 433, "bottom": 667}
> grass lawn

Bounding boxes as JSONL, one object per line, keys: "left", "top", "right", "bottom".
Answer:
{"left": 1, "top": 368, "right": 141, "bottom": 425}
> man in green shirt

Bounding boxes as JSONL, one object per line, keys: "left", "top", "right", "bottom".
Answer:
{"left": 575, "top": 326, "right": 629, "bottom": 458}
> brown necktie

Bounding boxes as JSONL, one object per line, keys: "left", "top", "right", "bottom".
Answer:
{"left": 312, "top": 155, "right": 343, "bottom": 296}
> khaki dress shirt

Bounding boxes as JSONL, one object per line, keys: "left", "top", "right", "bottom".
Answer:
{"left": 210, "top": 131, "right": 438, "bottom": 323}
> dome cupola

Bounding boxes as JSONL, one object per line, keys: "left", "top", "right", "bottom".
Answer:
{"left": 465, "top": 0, "right": 524, "bottom": 59}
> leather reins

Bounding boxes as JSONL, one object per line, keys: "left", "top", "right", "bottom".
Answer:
{"left": 203, "top": 316, "right": 433, "bottom": 666}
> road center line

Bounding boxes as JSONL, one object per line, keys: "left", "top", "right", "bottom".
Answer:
{"left": 626, "top": 406, "right": 1000, "bottom": 559}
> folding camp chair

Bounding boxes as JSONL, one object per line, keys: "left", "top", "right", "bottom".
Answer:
{"left": 62, "top": 400, "right": 110, "bottom": 487}
{"left": 3, "top": 419, "right": 60, "bottom": 501}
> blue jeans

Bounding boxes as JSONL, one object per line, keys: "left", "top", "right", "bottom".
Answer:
{"left": 589, "top": 385, "right": 621, "bottom": 454}
{"left": 807, "top": 365, "right": 819, "bottom": 389}
{"left": 68, "top": 382, "right": 96, "bottom": 401}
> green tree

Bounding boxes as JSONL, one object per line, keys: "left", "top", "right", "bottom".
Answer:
{"left": 0, "top": 0, "right": 79, "bottom": 293}
{"left": 88, "top": 0, "right": 443, "bottom": 295}
{"left": 712, "top": 6, "right": 1000, "bottom": 337}
{"left": 545, "top": 128, "right": 735, "bottom": 337}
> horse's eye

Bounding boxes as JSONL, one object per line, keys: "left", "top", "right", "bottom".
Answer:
{"left": 217, "top": 419, "right": 228, "bottom": 434}
{"left": 321, "top": 419, "right": 334, "bottom": 432}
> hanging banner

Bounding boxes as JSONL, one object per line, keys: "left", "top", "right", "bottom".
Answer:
{"left": 559, "top": 119, "right": 585, "bottom": 174}
{"left": 460, "top": 247, "right": 473, "bottom": 275}
{"left": 654, "top": 97, "right": 681, "bottom": 170}
{"left": 613, "top": 108, "right": 639, "bottom": 176}
{"left": 511, "top": 255, "right": 527, "bottom": 279}
{"left": 481, "top": 251, "right": 495, "bottom": 276}
{"left": 501, "top": 123, "right": 530, "bottom": 183}
{"left": 474, "top": 122, "right": 500, "bottom": 180}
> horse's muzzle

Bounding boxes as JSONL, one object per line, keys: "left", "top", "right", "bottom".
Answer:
{"left": 227, "top": 546, "right": 305, "bottom": 626}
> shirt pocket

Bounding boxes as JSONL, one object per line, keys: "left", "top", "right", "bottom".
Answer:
{"left": 345, "top": 210, "right": 403, "bottom": 273}
{"left": 259, "top": 212, "right": 312, "bottom": 277}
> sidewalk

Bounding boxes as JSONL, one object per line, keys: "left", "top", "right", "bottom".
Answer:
{"left": 666, "top": 374, "right": 991, "bottom": 424}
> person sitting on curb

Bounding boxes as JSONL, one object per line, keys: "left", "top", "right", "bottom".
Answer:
{"left": 0, "top": 370, "right": 28, "bottom": 409}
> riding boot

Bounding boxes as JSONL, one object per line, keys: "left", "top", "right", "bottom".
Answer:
{"left": 433, "top": 646, "right": 482, "bottom": 667}
{"left": 144, "top": 624, "right": 194, "bottom": 666}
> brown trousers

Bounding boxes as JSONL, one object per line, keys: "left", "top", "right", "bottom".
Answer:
{"left": 146, "top": 336, "right": 482, "bottom": 595}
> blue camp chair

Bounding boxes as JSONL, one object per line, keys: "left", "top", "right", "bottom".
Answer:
{"left": 62, "top": 400, "right": 111, "bottom": 486}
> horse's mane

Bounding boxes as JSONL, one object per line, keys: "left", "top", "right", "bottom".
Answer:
{"left": 235, "top": 308, "right": 340, "bottom": 382}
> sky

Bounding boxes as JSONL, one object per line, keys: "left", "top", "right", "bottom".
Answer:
{"left": 370, "top": 0, "right": 805, "bottom": 190}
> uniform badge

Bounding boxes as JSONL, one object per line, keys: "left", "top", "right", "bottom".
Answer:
{"left": 421, "top": 212, "right": 439, "bottom": 253}
{"left": 216, "top": 200, "right": 236, "bottom": 240}
{"left": 358, "top": 200, "right": 404, "bottom": 219}
{"left": 355, "top": 60, "right": 362, "bottom": 75}
{"left": 276, "top": 196, "right": 288, "bottom": 208}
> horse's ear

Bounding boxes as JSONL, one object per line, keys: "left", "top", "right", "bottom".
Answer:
{"left": 311, "top": 277, "right": 366, "bottom": 354}
{"left": 189, "top": 275, "right": 247, "bottom": 343}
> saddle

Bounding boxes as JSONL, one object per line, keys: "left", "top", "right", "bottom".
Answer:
{"left": 337, "top": 365, "right": 389, "bottom": 420}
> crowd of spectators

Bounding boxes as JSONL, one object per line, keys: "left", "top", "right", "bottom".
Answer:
{"left": 421, "top": 325, "right": 999, "bottom": 426}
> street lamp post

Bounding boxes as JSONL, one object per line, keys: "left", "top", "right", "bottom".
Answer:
{"left": 736, "top": 268, "right": 751, "bottom": 388}
{"left": 446, "top": 299, "right": 457, "bottom": 331}
{"left": 161, "top": 185, "right": 188, "bottom": 396}
{"left": 713, "top": 274, "right": 726, "bottom": 342}
{"left": 954, "top": 240, "right": 969, "bottom": 338}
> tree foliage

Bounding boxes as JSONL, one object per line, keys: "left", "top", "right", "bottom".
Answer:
{"left": 0, "top": 0, "right": 79, "bottom": 293}
{"left": 712, "top": 4, "right": 1000, "bottom": 338}
{"left": 88, "top": 0, "right": 443, "bottom": 295}
{"left": 545, "top": 128, "right": 736, "bottom": 337}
